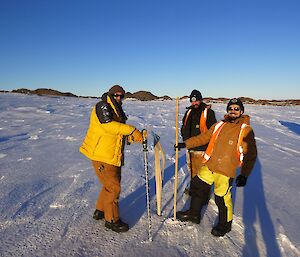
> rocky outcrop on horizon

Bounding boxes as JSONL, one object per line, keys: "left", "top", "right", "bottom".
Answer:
{"left": 181, "top": 95, "right": 299, "bottom": 106}
{"left": 204, "top": 97, "right": 300, "bottom": 106}
{"left": 3, "top": 88, "right": 172, "bottom": 102}
{"left": 1, "top": 88, "right": 299, "bottom": 105}
{"left": 10, "top": 88, "right": 78, "bottom": 98}
{"left": 125, "top": 91, "right": 172, "bottom": 101}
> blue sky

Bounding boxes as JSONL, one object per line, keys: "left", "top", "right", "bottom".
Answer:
{"left": 0, "top": 0, "right": 299, "bottom": 99}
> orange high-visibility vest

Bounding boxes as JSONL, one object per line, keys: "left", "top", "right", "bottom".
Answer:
{"left": 203, "top": 121, "right": 248, "bottom": 166}
{"left": 184, "top": 108, "right": 209, "bottom": 133}
{"left": 236, "top": 123, "right": 248, "bottom": 165}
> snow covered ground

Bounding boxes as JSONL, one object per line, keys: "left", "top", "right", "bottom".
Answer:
{"left": 0, "top": 93, "right": 299, "bottom": 257}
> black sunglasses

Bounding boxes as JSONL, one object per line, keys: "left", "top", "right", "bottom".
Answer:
{"left": 113, "top": 94, "right": 124, "bottom": 99}
{"left": 228, "top": 107, "right": 241, "bottom": 111}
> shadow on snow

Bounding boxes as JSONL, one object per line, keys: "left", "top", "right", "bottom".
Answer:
{"left": 119, "top": 154, "right": 187, "bottom": 227}
{"left": 232, "top": 159, "right": 281, "bottom": 257}
{"left": 279, "top": 121, "right": 300, "bottom": 135}
{"left": 0, "top": 133, "right": 28, "bottom": 143}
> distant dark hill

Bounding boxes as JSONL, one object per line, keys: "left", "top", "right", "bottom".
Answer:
{"left": 11, "top": 88, "right": 32, "bottom": 94}
{"left": 125, "top": 91, "right": 157, "bottom": 101}
{"left": 33, "top": 88, "right": 77, "bottom": 97}
{"left": 181, "top": 96, "right": 300, "bottom": 106}
{"left": 8, "top": 88, "right": 170, "bottom": 101}
{"left": 125, "top": 91, "right": 172, "bottom": 101}
{"left": 12, "top": 88, "right": 77, "bottom": 97}
{"left": 160, "top": 95, "right": 173, "bottom": 100}
{"left": 2, "top": 88, "right": 299, "bottom": 105}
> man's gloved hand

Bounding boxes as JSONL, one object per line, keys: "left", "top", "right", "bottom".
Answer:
{"left": 130, "top": 128, "right": 143, "bottom": 143}
{"left": 174, "top": 142, "right": 186, "bottom": 151}
{"left": 236, "top": 174, "right": 248, "bottom": 187}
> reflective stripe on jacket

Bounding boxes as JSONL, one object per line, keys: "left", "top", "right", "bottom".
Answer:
{"left": 202, "top": 121, "right": 225, "bottom": 162}
{"left": 183, "top": 107, "right": 209, "bottom": 133}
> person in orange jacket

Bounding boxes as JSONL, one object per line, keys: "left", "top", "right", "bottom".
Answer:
{"left": 175, "top": 98, "right": 257, "bottom": 237}
{"left": 80, "top": 85, "right": 143, "bottom": 233}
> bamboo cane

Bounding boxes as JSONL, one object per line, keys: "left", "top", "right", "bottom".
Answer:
{"left": 154, "top": 143, "right": 162, "bottom": 215}
{"left": 154, "top": 139, "right": 165, "bottom": 216}
{"left": 152, "top": 131, "right": 163, "bottom": 216}
{"left": 173, "top": 97, "right": 179, "bottom": 220}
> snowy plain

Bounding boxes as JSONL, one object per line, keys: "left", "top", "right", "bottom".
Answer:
{"left": 0, "top": 93, "right": 299, "bottom": 257}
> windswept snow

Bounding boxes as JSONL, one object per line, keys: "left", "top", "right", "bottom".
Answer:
{"left": 0, "top": 93, "right": 299, "bottom": 257}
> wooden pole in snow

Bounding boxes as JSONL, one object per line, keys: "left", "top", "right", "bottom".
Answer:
{"left": 173, "top": 97, "right": 179, "bottom": 220}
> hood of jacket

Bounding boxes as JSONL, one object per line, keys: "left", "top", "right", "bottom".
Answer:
{"left": 101, "top": 93, "right": 127, "bottom": 123}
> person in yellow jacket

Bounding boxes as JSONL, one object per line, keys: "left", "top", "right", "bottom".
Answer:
{"left": 80, "top": 85, "right": 143, "bottom": 233}
{"left": 175, "top": 98, "right": 257, "bottom": 237}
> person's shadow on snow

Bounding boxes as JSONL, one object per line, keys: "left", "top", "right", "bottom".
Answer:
{"left": 279, "top": 120, "right": 300, "bottom": 136}
{"left": 238, "top": 159, "right": 281, "bottom": 257}
{"left": 119, "top": 154, "right": 187, "bottom": 227}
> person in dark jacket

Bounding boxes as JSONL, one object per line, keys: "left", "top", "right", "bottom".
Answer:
{"left": 175, "top": 98, "right": 257, "bottom": 237}
{"left": 181, "top": 90, "right": 217, "bottom": 193}
{"left": 80, "top": 85, "right": 143, "bottom": 233}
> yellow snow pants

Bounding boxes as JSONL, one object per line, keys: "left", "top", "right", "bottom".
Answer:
{"left": 198, "top": 165, "right": 233, "bottom": 223}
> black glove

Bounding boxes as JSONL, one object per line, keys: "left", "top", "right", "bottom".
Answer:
{"left": 236, "top": 174, "right": 247, "bottom": 187}
{"left": 174, "top": 142, "right": 186, "bottom": 151}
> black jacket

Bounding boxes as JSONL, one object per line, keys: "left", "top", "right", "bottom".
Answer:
{"left": 181, "top": 102, "right": 217, "bottom": 151}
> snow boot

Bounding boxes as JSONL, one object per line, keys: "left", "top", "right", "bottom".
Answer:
{"left": 105, "top": 219, "right": 129, "bottom": 233}
{"left": 176, "top": 210, "right": 200, "bottom": 224}
{"left": 211, "top": 221, "right": 232, "bottom": 237}
{"left": 93, "top": 209, "right": 104, "bottom": 220}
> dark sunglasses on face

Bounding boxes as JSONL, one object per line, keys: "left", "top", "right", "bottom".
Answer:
{"left": 113, "top": 94, "right": 124, "bottom": 99}
{"left": 228, "top": 107, "right": 241, "bottom": 111}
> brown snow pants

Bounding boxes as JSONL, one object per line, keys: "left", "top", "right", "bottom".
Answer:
{"left": 92, "top": 160, "right": 121, "bottom": 223}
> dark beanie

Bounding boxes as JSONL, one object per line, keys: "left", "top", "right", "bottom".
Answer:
{"left": 189, "top": 89, "right": 203, "bottom": 101}
{"left": 227, "top": 98, "right": 244, "bottom": 112}
{"left": 108, "top": 85, "right": 125, "bottom": 95}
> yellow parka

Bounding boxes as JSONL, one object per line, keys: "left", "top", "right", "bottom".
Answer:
{"left": 80, "top": 95, "right": 135, "bottom": 167}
